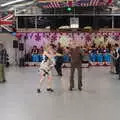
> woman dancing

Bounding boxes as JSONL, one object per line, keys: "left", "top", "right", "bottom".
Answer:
{"left": 37, "top": 45, "right": 55, "bottom": 93}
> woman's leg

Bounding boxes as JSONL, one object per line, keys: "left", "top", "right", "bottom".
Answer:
{"left": 37, "top": 71, "right": 45, "bottom": 93}
{"left": 110, "top": 63, "right": 114, "bottom": 73}
{"left": 47, "top": 71, "right": 54, "bottom": 92}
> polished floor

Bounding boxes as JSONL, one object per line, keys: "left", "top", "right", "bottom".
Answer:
{"left": 0, "top": 66, "right": 120, "bottom": 120}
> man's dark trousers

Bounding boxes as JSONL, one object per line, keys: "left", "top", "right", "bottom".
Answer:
{"left": 55, "top": 56, "right": 63, "bottom": 76}
{"left": 70, "top": 65, "right": 82, "bottom": 89}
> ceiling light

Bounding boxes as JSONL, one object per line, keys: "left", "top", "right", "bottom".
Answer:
{"left": 46, "top": 26, "right": 50, "bottom": 29}
{"left": 1, "top": 0, "right": 25, "bottom": 7}
{"left": 8, "top": 1, "right": 34, "bottom": 11}
{"left": 67, "top": 7, "right": 72, "bottom": 11}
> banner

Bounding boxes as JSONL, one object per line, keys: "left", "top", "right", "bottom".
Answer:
{"left": 17, "top": 31, "right": 120, "bottom": 53}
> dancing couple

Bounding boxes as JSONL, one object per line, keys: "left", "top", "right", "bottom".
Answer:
{"left": 37, "top": 44, "right": 55, "bottom": 93}
{"left": 37, "top": 41, "right": 83, "bottom": 93}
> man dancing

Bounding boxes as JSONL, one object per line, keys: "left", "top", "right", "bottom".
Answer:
{"left": 69, "top": 41, "right": 84, "bottom": 91}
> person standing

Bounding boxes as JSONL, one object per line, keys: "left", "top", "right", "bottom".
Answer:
{"left": 69, "top": 42, "right": 83, "bottom": 91}
{"left": 114, "top": 44, "right": 120, "bottom": 74}
{"left": 55, "top": 43, "right": 64, "bottom": 76}
{"left": 31, "top": 45, "right": 39, "bottom": 54}
{"left": 110, "top": 47, "right": 116, "bottom": 73}
{"left": 116, "top": 49, "right": 120, "bottom": 80}
{"left": 0, "top": 44, "right": 7, "bottom": 83}
{"left": 37, "top": 45, "right": 55, "bottom": 93}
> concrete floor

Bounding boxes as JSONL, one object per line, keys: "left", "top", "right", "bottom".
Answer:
{"left": 0, "top": 66, "right": 120, "bottom": 120}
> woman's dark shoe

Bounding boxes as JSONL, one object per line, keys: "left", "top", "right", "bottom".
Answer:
{"left": 0, "top": 80, "right": 6, "bottom": 83}
{"left": 2, "top": 80, "right": 6, "bottom": 83}
{"left": 58, "top": 74, "right": 62, "bottom": 76}
{"left": 69, "top": 88, "right": 72, "bottom": 91}
{"left": 47, "top": 88, "right": 54, "bottom": 92}
{"left": 37, "top": 88, "right": 41, "bottom": 93}
{"left": 78, "top": 87, "right": 82, "bottom": 91}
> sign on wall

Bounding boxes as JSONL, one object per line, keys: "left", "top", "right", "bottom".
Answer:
{"left": 70, "top": 17, "right": 79, "bottom": 28}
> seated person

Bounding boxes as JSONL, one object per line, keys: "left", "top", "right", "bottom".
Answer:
{"left": 39, "top": 46, "right": 44, "bottom": 55}
{"left": 24, "top": 52, "right": 32, "bottom": 62}
{"left": 82, "top": 50, "right": 89, "bottom": 63}
{"left": 31, "top": 45, "right": 39, "bottom": 54}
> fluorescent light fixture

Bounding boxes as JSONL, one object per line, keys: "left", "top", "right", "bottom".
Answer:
{"left": 13, "top": 1, "right": 34, "bottom": 7}
{"left": 8, "top": 1, "right": 34, "bottom": 11}
{"left": 15, "top": 8, "right": 27, "bottom": 13}
{"left": 1, "top": 0, "right": 25, "bottom": 7}
{"left": 59, "top": 26, "right": 70, "bottom": 29}
{"left": 46, "top": 26, "right": 50, "bottom": 29}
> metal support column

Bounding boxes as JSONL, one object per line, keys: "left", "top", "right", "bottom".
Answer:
{"left": 93, "top": 7, "right": 96, "bottom": 29}
{"left": 112, "top": 16, "right": 114, "bottom": 29}
{"left": 16, "top": 16, "right": 18, "bottom": 29}
{"left": 35, "top": 16, "right": 37, "bottom": 28}
{"left": 15, "top": 8, "right": 19, "bottom": 29}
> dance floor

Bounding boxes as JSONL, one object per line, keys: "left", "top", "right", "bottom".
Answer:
{"left": 0, "top": 66, "right": 120, "bottom": 120}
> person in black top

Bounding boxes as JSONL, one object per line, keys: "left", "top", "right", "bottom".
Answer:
{"left": 115, "top": 44, "right": 120, "bottom": 74}
{"left": 55, "top": 43, "right": 64, "bottom": 76}
{"left": 116, "top": 49, "right": 120, "bottom": 79}
{"left": 0, "top": 44, "right": 7, "bottom": 83}
{"left": 31, "top": 45, "right": 39, "bottom": 54}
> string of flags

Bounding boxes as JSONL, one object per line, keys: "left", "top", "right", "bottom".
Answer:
{"left": 38, "top": 0, "right": 113, "bottom": 9}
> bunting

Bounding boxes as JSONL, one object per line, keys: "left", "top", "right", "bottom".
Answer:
{"left": 41, "top": 0, "right": 112, "bottom": 9}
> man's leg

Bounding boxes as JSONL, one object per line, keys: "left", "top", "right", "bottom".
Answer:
{"left": 119, "top": 72, "right": 120, "bottom": 80}
{"left": 70, "top": 66, "right": 75, "bottom": 90}
{"left": 55, "top": 64, "right": 59, "bottom": 74}
{"left": 119, "top": 68, "right": 120, "bottom": 80}
{"left": 55, "top": 56, "right": 63, "bottom": 76}
{"left": 0, "top": 64, "right": 3, "bottom": 82}
{"left": 0, "top": 64, "right": 6, "bottom": 83}
{"left": 55, "top": 56, "right": 60, "bottom": 75}
{"left": 115, "top": 64, "right": 119, "bottom": 74}
{"left": 77, "top": 67, "right": 82, "bottom": 90}
{"left": 2, "top": 64, "right": 6, "bottom": 82}
{"left": 37, "top": 70, "right": 46, "bottom": 93}
{"left": 57, "top": 63, "right": 62, "bottom": 75}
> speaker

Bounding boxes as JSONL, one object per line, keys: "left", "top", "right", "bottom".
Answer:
{"left": 19, "top": 57, "right": 24, "bottom": 67}
{"left": 13, "top": 40, "right": 18, "bottom": 48}
{"left": 19, "top": 43, "right": 24, "bottom": 51}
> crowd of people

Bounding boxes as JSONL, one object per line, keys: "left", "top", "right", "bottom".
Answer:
{"left": 0, "top": 38, "right": 119, "bottom": 94}
{"left": 29, "top": 41, "right": 120, "bottom": 66}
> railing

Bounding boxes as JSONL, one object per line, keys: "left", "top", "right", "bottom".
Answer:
{"left": 17, "top": 28, "right": 120, "bottom": 32}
